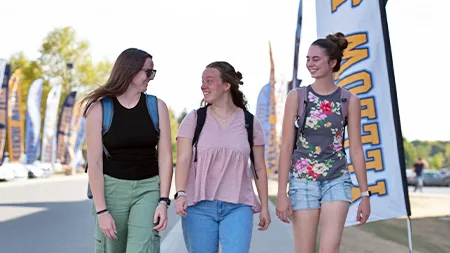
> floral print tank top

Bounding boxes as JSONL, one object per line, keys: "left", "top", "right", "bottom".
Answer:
{"left": 291, "top": 85, "right": 349, "bottom": 181}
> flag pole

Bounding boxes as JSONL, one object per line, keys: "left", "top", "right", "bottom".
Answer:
{"left": 378, "top": 0, "right": 413, "bottom": 252}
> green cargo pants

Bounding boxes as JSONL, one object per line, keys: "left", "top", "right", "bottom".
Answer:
{"left": 93, "top": 174, "right": 161, "bottom": 253}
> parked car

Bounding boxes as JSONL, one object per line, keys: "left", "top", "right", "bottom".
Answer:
{"left": 407, "top": 169, "right": 450, "bottom": 187}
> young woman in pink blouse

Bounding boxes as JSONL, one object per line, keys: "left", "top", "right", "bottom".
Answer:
{"left": 174, "top": 61, "right": 271, "bottom": 253}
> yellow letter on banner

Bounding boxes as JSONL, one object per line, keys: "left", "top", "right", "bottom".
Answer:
{"left": 332, "top": 0, "right": 364, "bottom": 13}
{"left": 348, "top": 149, "right": 383, "bottom": 173}
{"left": 352, "top": 180, "right": 387, "bottom": 202}
{"left": 337, "top": 70, "right": 372, "bottom": 94}
{"left": 361, "top": 97, "right": 377, "bottom": 120}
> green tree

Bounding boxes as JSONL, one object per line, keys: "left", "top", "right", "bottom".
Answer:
{"left": 37, "top": 27, "right": 112, "bottom": 103}
{"left": 403, "top": 138, "right": 417, "bottom": 168}
{"left": 444, "top": 144, "right": 450, "bottom": 167}
{"left": 415, "top": 145, "right": 429, "bottom": 161}
{"left": 9, "top": 52, "right": 45, "bottom": 120}
{"left": 168, "top": 107, "right": 179, "bottom": 164}
{"left": 8, "top": 27, "right": 112, "bottom": 156}
{"left": 431, "top": 152, "right": 444, "bottom": 170}
{"left": 177, "top": 108, "right": 188, "bottom": 124}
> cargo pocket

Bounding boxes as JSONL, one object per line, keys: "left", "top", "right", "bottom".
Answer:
{"left": 94, "top": 218, "right": 106, "bottom": 253}
{"left": 148, "top": 230, "right": 161, "bottom": 253}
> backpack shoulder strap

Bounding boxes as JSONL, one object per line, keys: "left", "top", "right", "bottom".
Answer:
{"left": 244, "top": 110, "right": 258, "bottom": 180}
{"left": 296, "top": 87, "right": 308, "bottom": 118}
{"left": 192, "top": 107, "right": 208, "bottom": 162}
{"left": 340, "top": 87, "right": 352, "bottom": 126}
{"left": 100, "top": 97, "right": 113, "bottom": 160}
{"left": 293, "top": 86, "right": 308, "bottom": 153}
{"left": 100, "top": 97, "right": 113, "bottom": 135}
{"left": 145, "top": 94, "right": 160, "bottom": 136}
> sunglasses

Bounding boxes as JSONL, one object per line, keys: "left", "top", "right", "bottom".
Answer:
{"left": 142, "top": 69, "right": 157, "bottom": 79}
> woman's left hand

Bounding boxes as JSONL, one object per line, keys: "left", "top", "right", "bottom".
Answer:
{"left": 258, "top": 207, "right": 271, "bottom": 231}
{"left": 356, "top": 197, "right": 371, "bottom": 225}
{"left": 153, "top": 204, "right": 168, "bottom": 232}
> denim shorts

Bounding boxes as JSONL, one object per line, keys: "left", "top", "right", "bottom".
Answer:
{"left": 288, "top": 172, "right": 353, "bottom": 210}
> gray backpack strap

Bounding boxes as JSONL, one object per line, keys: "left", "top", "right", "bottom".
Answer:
{"left": 293, "top": 87, "right": 308, "bottom": 153}
{"left": 295, "top": 87, "right": 308, "bottom": 129}
{"left": 340, "top": 88, "right": 352, "bottom": 126}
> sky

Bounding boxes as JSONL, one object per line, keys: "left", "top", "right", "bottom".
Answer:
{"left": 1, "top": 0, "right": 449, "bottom": 141}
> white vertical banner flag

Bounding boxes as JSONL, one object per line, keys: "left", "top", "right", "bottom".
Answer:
{"left": 41, "top": 84, "right": 62, "bottom": 163}
{"left": 315, "top": 0, "right": 411, "bottom": 226}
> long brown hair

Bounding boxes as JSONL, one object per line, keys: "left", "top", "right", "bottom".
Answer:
{"left": 203, "top": 61, "right": 248, "bottom": 110}
{"left": 82, "top": 48, "right": 152, "bottom": 116}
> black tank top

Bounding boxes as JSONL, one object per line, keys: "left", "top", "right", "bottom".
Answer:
{"left": 102, "top": 93, "right": 159, "bottom": 180}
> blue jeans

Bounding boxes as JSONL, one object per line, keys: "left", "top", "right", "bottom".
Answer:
{"left": 181, "top": 200, "right": 253, "bottom": 253}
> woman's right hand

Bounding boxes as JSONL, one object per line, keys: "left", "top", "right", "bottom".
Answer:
{"left": 276, "top": 193, "right": 292, "bottom": 224}
{"left": 174, "top": 196, "right": 187, "bottom": 216}
{"left": 98, "top": 212, "right": 117, "bottom": 239}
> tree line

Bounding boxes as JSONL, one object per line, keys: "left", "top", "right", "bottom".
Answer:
{"left": 403, "top": 138, "right": 450, "bottom": 170}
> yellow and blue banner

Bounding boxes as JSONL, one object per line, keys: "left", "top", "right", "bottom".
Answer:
{"left": 56, "top": 91, "right": 77, "bottom": 165}
{"left": 0, "top": 62, "right": 9, "bottom": 165}
{"left": 7, "top": 68, "right": 24, "bottom": 163}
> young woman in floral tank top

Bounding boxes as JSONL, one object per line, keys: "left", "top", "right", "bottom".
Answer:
{"left": 276, "top": 32, "right": 371, "bottom": 253}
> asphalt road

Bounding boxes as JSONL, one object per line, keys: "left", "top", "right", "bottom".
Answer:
{"left": 0, "top": 175, "right": 180, "bottom": 253}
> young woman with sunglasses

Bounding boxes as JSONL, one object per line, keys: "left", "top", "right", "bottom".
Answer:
{"left": 82, "top": 48, "right": 173, "bottom": 253}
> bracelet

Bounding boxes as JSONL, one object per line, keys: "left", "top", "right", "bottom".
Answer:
{"left": 97, "top": 211, "right": 109, "bottom": 217}
{"left": 96, "top": 209, "right": 108, "bottom": 215}
{"left": 158, "top": 201, "right": 169, "bottom": 208}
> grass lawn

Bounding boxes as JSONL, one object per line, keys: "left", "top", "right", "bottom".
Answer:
{"left": 268, "top": 195, "right": 450, "bottom": 252}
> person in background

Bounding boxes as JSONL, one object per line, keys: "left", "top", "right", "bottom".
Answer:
{"left": 413, "top": 158, "right": 426, "bottom": 192}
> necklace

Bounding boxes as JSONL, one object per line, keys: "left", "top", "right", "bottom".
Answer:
{"left": 211, "top": 107, "right": 236, "bottom": 122}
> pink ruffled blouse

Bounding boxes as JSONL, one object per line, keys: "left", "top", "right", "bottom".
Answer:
{"left": 176, "top": 107, "right": 265, "bottom": 213}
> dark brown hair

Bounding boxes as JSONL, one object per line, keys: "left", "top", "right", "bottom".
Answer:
{"left": 203, "top": 61, "right": 248, "bottom": 110}
{"left": 82, "top": 48, "right": 152, "bottom": 116}
{"left": 311, "top": 32, "right": 348, "bottom": 72}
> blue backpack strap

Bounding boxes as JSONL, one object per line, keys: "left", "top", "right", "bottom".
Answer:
{"left": 100, "top": 97, "right": 113, "bottom": 160}
{"left": 145, "top": 94, "right": 160, "bottom": 136}
{"left": 101, "top": 97, "right": 113, "bottom": 135}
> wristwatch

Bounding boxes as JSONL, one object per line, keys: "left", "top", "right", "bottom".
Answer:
{"left": 360, "top": 190, "right": 372, "bottom": 197}
{"left": 158, "top": 197, "right": 171, "bottom": 206}
{"left": 174, "top": 190, "right": 186, "bottom": 199}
